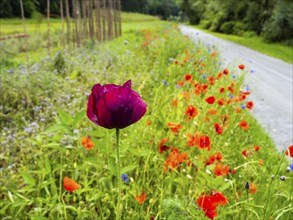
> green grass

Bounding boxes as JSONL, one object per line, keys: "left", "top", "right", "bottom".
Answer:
{"left": 0, "top": 13, "right": 292, "bottom": 220}
{"left": 191, "top": 25, "right": 293, "bottom": 64}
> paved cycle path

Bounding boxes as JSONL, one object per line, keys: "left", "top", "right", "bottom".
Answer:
{"left": 179, "top": 25, "right": 293, "bottom": 152}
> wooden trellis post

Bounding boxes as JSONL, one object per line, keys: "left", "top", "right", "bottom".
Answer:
{"left": 19, "top": 0, "right": 29, "bottom": 73}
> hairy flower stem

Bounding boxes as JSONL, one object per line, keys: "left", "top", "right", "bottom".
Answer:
{"left": 116, "top": 128, "right": 121, "bottom": 220}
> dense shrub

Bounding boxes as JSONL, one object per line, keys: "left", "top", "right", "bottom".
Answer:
{"left": 262, "top": 0, "right": 293, "bottom": 45}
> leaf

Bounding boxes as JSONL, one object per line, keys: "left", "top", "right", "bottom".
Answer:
{"left": 43, "top": 143, "right": 67, "bottom": 153}
{"left": 20, "top": 171, "right": 36, "bottom": 186}
{"left": 84, "top": 157, "right": 98, "bottom": 165}
{"left": 44, "top": 156, "right": 51, "bottom": 173}
{"left": 73, "top": 110, "right": 86, "bottom": 126}
{"left": 58, "top": 110, "right": 73, "bottom": 126}
{"left": 121, "top": 165, "right": 138, "bottom": 173}
{"left": 50, "top": 177, "right": 57, "bottom": 196}
{"left": 30, "top": 215, "right": 49, "bottom": 220}
{"left": 8, "top": 191, "right": 14, "bottom": 203}
{"left": 45, "top": 124, "right": 69, "bottom": 133}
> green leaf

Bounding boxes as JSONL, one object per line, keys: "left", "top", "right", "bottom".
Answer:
{"left": 20, "top": 171, "right": 36, "bottom": 186}
{"left": 44, "top": 156, "right": 51, "bottom": 173}
{"left": 45, "top": 123, "right": 69, "bottom": 133}
{"left": 73, "top": 110, "right": 86, "bottom": 126}
{"left": 58, "top": 110, "right": 73, "bottom": 126}
{"left": 8, "top": 191, "right": 14, "bottom": 203}
{"left": 43, "top": 143, "right": 67, "bottom": 153}
{"left": 30, "top": 215, "right": 49, "bottom": 220}
{"left": 50, "top": 177, "right": 57, "bottom": 196}
{"left": 121, "top": 165, "right": 138, "bottom": 173}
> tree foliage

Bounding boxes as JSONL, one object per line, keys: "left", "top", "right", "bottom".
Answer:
{"left": 178, "top": 0, "right": 293, "bottom": 44}
{"left": 0, "top": 0, "right": 35, "bottom": 18}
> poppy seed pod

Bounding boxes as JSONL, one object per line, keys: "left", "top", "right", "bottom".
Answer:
{"left": 87, "top": 80, "right": 147, "bottom": 129}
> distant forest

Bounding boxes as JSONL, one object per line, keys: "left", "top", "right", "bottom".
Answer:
{"left": 0, "top": 0, "right": 292, "bottom": 45}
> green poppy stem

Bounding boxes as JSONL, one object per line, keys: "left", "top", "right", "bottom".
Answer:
{"left": 116, "top": 128, "right": 121, "bottom": 220}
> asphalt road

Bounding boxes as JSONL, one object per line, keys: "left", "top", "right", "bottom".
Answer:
{"left": 179, "top": 25, "right": 293, "bottom": 152}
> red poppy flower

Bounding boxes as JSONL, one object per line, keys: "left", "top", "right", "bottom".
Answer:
{"left": 197, "top": 192, "right": 228, "bottom": 220}
{"left": 159, "top": 145, "right": 170, "bottom": 153}
{"left": 228, "top": 86, "right": 234, "bottom": 93}
{"left": 158, "top": 138, "right": 168, "bottom": 146}
{"left": 239, "top": 120, "right": 249, "bottom": 130}
{"left": 249, "top": 183, "right": 257, "bottom": 194}
{"left": 197, "top": 195, "right": 217, "bottom": 220}
{"left": 182, "top": 92, "right": 190, "bottom": 100}
{"left": 238, "top": 64, "right": 245, "bottom": 70}
{"left": 214, "top": 152, "right": 223, "bottom": 161}
{"left": 81, "top": 136, "right": 95, "bottom": 150}
{"left": 199, "top": 135, "right": 211, "bottom": 151}
{"left": 187, "top": 132, "right": 199, "bottom": 147}
{"left": 214, "top": 123, "right": 223, "bottom": 135}
{"left": 206, "top": 96, "right": 216, "bottom": 104}
{"left": 208, "top": 76, "right": 215, "bottom": 85}
{"left": 207, "top": 155, "right": 216, "bottom": 165}
{"left": 217, "top": 98, "right": 225, "bottom": 106}
{"left": 219, "top": 88, "right": 225, "bottom": 93}
{"left": 212, "top": 191, "right": 228, "bottom": 206}
{"left": 171, "top": 99, "right": 178, "bottom": 108}
{"left": 158, "top": 138, "right": 170, "bottom": 153}
{"left": 223, "top": 69, "right": 229, "bottom": 75}
{"left": 242, "top": 149, "right": 252, "bottom": 157}
{"left": 207, "top": 152, "right": 223, "bottom": 165}
{"left": 242, "top": 149, "right": 248, "bottom": 157}
{"left": 185, "top": 105, "right": 198, "bottom": 120}
{"left": 167, "top": 122, "right": 182, "bottom": 134}
{"left": 208, "top": 109, "right": 217, "bottom": 116}
{"left": 177, "top": 80, "right": 185, "bottom": 87}
{"left": 231, "top": 168, "right": 237, "bottom": 174}
{"left": 246, "top": 101, "right": 254, "bottom": 110}
{"left": 285, "top": 145, "right": 293, "bottom": 157}
{"left": 211, "top": 52, "right": 217, "bottom": 58}
{"left": 185, "top": 74, "right": 192, "bottom": 81}
{"left": 136, "top": 191, "right": 146, "bottom": 204}
{"left": 87, "top": 80, "right": 147, "bottom": 129}
{"left": 64, "top": 176, "right": 81, "bottom": 192}
{"left": 252, "top": 146, "right": 260, "bottom": 152}
{"left": 214, "top": 163, "right": 230, "bottom": 176}
{"left": 235, "top": 108, "right": 242, "bottom": 113}
{"left": 146, "top": 120, "right": 151, "bottom": 126}
{"left": 164, "top": 148, "right": 188, "bottom": 172}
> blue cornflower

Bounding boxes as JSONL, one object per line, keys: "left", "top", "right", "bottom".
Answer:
{"left": 228, "top": 93, "right": 234, "bottom": 99}
{"left": 7, "top": 69, "right": 13, "bottom": 74}
{"left": 162, "top": 80, "right": 168, "bottom": 86}
{"left": 202, "top": 74, "right": 207, "bottom": 79}
{"left": 121, "top": 174, "right": 129, "bottom": 183}
{"left": 241, "top": 105, "right": 246, "bottom": 109}
{"left": 290, "top": 164, "right": 293, "bottom": 171}
{"left": 246, "top": 85, "right": 249, "bottom": 92}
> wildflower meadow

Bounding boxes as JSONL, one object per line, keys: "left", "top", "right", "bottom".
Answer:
{"left": 1, "top": 13, "right": 293, "bottom": 220}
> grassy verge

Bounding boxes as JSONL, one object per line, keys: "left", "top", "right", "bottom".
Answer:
{"left": 0, "top": 12, "right": 169, "bottom": 70}
{"left": 1, "top": 13, "right": 292, "bottom": 220}
{"left": 190, "top": 25, "right": 293, "bottom": 64}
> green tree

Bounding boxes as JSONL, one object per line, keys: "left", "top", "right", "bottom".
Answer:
{"left": 0, "top": 0, "right": 35, "bottom": 18}
{"left": 262, "top": 0, "right": 293, "bottom": 45}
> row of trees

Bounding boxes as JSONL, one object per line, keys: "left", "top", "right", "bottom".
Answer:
{"left": 0, "top": 0, "right": 179, "bottom": 20}
{"left": 1, "top": 0, "right": 292, "bottom": 45}
{"left": 178, "top": 0, "right": 293, "bottom": 45}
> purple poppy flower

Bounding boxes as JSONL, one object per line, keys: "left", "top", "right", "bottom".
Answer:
{"left": 87, "top": 80, "right": 147, "bottom": 129}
